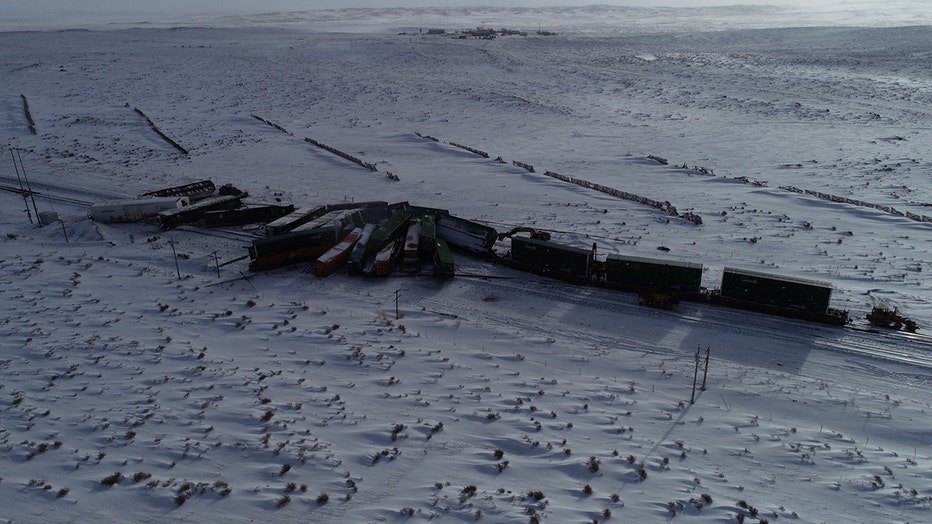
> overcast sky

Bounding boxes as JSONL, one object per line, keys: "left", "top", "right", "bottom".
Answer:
{"left": 3, "top": 1, "right": 922, "bottom": 32}
{"left": 1, "top": 0, "right": 833, "bottom": 17}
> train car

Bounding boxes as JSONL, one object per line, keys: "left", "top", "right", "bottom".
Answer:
{"left": 418, "top": 215, "right": 437, "bottom": 260}
{"left": 510, "top": 236, "right": 593, "bottom": 279}
{"left": 138, "top": 180, "right": 216, "bottom": 202}
{"left": 89, "top": 197, "right": 188, "bottom": 223}
{"left": 291, "top": 208, "right": 357, "bottom": 234}
{"left": 346, "top": 223, "right": 377, "bottom": 275}
{"left": 604, "top": 254, "right": 703, "bottom": 293}
{"left": 433, "top": 238, "right": 455, "bottom": 278}
{"left": 248, "top": 226, "right": 344, "bottom": 271}
{"left": 366, "top": 210, "right": 413, "bottom": 258}
{"left": 405, "top": 204, "right": 498, "bottom": 255}
{"left": 157, "top": 195, "right": 242, "bottom": 229}
{"left": 403, "top": 221, "right": 422, "bottom": 272}
{"left": 436, "top": 213, "right": 498, "bottom": 255}
{"left": 203, "top": 204, "right": 294, "bottom": 227}
{"left": 264, "top": 205, "right": 328, "bottom": 236}
{"left": 313, "top": 227, "right": 363, "bottom": 277}
{"left": 346, "top": 202, "right": 395, "bottom": 228}
{"left": 373, "top": 238, "right": 401, "bottom": 276}
{"left": 719, "top": 266, "right": 832, "bottom": 313}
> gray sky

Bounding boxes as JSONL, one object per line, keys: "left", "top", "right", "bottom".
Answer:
{"left": 2, "top": 0, "right": 830, "bottom": 18}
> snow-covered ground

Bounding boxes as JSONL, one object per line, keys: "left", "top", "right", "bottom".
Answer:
{"left": 1, "top": 5, "right": 931, "bottom": 523}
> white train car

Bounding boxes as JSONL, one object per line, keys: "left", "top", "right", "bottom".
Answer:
{"left": 89, "top": 197, "right": 188, "bottom": 223}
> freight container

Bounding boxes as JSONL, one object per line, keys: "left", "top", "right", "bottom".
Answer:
{"left": 373, "top": 238, "right": 400, "bottom": 276}
{"left": 157, "top": 195, "right": 241, "bottom": 229}
{"left": 313, "top": 227, "right": 363, "bottom": 277}
{"left": 366, "top": 210, "right": 412, "bottom": 258}
{"left": 604, "top": 254, "right": 703, "bottom": 293}
{"left": 204, "top": 204, "right": 294, "bottom": 227}
{"left": 403, "top": 222, "right": 422, "bottom": 272}
{"left": 433, "top": 238, "right": 455, "bottom": 278}
{"left": 510, "top": 236, "right": 593, "bottom": 279}
{"left": 436, "top": 213, "right": 498, "bottom": 254}
{"left": 418, "top": 215, "right": 437, "bottom": 259}
{"left": 264, "top": 205, "right": 327, "bottom": 236}
{"left": 719, "top": 267, "right": 832, "bottom": 313}
{"left": 346, "top": 223, "right": 377, "bottom": 275}
{"left": 248, "top": 227, "right": 344, "bottom": 271}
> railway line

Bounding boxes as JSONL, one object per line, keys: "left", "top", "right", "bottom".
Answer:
{"left": 425, "top": 266, "right": 932, "bottom": 373}
{"left": 0, "top": 183, "right": 95, "bottom": 208}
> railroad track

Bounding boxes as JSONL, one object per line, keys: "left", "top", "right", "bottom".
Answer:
{"left": 433, "top": 266, "right": 932, "bottom": 372}
{"left": 0, "top": 183, "right": 96, "bottom": 208}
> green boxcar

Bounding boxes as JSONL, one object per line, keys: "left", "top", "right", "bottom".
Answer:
{"left": 720, "top": 266, "right": 831, "bottom": 313}
{"left": 418, "top": 215, "right": 437, "bottom": 260}
{"left": 366, "top": 210, "right": 412, "bottom": 258}
{"left": 604, "top": 254, "right": 702, "bottom": 293}
{"left": 433, "top": 238, "right": 455, "bottom": 278}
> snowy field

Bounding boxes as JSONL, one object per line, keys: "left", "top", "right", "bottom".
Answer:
{"left": 1, "top": 4, "right": 931, "bottom": 523}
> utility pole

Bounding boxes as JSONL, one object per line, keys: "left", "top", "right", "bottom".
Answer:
{"left": 10, "top": 148, "right": 33, "bottom": 223}
{"left": 14, "top": 149, "right": 40, "bottom": 223}
{"left": 212, "top": 251, "right": 221, "bottom": 278}
{"left": 690, "top": 346, "right": 701, "bottom": 404}
{"left": 394, "top": 289, "right": 401, "bottom": 320}
{"left": 701, "top": 346, "right": 711, "bottom": 391}
{"left": 170, "top": 239, "right": 181, "bottom": 280}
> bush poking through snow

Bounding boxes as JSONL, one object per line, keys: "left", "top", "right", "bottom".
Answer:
{"left": 100, "top": 472, "right": 122, "bottom": 487}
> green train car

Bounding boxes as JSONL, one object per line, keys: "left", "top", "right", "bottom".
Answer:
{"left": 433, "top": 238, "right": 455, "bottom": 278}
{"left": 720, "top": 267, "right": 832, "bottom": 313}
{"left": 603, "top": 254, "right": 703, "bottom": 293}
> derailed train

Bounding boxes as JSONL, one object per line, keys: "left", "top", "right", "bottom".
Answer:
{"left": 245, "top": 201, "right": 848, "bottom": 326}
{"left": 247, "top": 202, "right": 474, "bottom": 278}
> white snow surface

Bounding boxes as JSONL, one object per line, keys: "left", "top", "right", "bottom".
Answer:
{"left": 1, "top": 5, "right": 931, "bottom": 524}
